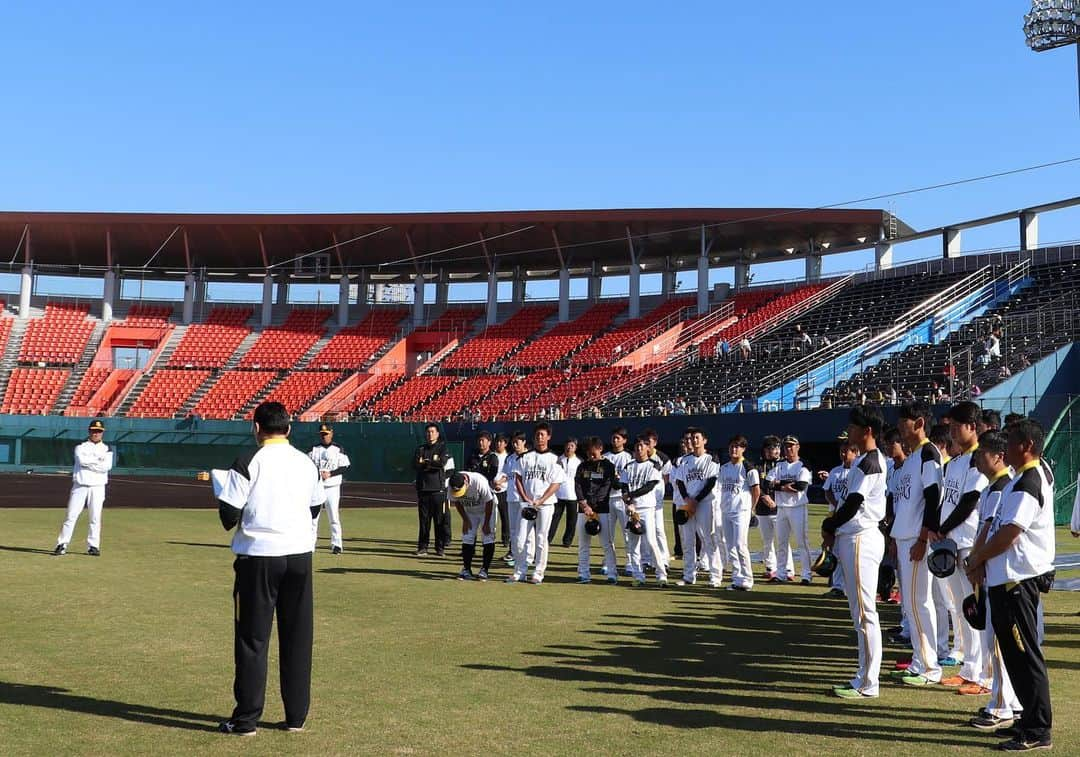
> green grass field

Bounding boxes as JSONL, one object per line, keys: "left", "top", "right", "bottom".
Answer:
{"left": 1, "top": 506, "right": 1078, "bottom": 756}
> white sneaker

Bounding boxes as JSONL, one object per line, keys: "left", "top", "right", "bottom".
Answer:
{"left": 528, "top": 576, "right": 543, "bottom": 585}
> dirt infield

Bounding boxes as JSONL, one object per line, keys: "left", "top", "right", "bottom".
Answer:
{"left": 0, "top": 473, "right": 416, "bottom": 509}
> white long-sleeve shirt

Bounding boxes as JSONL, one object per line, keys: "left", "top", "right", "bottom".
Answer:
{"left": 72, "top": 440, "right": 113, "bottom": 487}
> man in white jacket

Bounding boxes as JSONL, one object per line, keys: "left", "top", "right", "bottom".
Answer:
{"left": 54, "top": 419, "right": 114, "bottom": 556}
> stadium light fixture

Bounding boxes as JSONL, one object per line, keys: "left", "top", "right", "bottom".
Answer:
{"left": 1023, "top": 1, "right": 1080, "bottom": 112}
{"left": 820, "top": 241, "right": 831, "bottom": 249}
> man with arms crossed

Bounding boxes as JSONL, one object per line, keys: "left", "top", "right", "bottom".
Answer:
{"left": 54, "top": 419, "right": 113, "bottom": 557}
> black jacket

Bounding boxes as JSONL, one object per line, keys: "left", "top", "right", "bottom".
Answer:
{"left": 414, "top": 441, "right": 450, "bottom": 492}
{"left": 467, "top": 450, "right": 500, "bottom": 484}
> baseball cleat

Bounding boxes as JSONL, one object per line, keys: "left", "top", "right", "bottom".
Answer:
{"left": 413, "top": 549, "right": 428, "bottom": 556}
{"left": 476, "top": 570, "right": 489, "bottom": 581}
{"left": 633, "top": 579, "right": 645, "bottom": 587}
{"left": 900, "top": 674, "right": 933, "bottom": 686}
{"left": 576, "top": 576, "right": 590, "bottom": 584}
{"left": 504, "top": 576, "right": 522, "bottom": 584}
{"left": 940, "top": 675, "right": 967, "bottom": 687}
{"left": 331, "top": 546, "right": 342, "bottom": 555}
{"left": 600, "top": 565, "right": 608, "bottom": 575}
{"left": 938, "top": 656, "right": 960, "bottom": 667}
{"left": 995, "top": 737, "right": 1052, "bottom": 751}
{"left": 657, "top": 579, "right": 669, "bottom": 587}
{"left": 833, "top": 686, "right": 877, "bottom": 699}
{"left": 53, "top": 543, "right": 67, "bottom": 556}
{"left": 528, "top": 576, "right": 543, "bottom": 585}
{"left": 893, "top": 659, "right": 912, "bottom": 670}
{"left": 708, "top": 580, "right": 722, "bottom": 589}
{"left": 218, "top": 720, "right": 256, "bottom": 736}
{"left": 800, "top": 578, "right": 811, "bottom": 585}
{"left": 87, "top": 547, "right": 100, "bottom": 557}
{"left": 958, "top": 683, "right": 991, "bottom": 696}
{"left": 605, "top": 576, "right": 618, "bottom": 584}
{"left": 824, "top": 588, "right": 846, "bottom": 598}
{"left": 970, "top": 714, "right": 1014, "bottom": 731}
{"left": 457, "top": 569, "right": 474, "bottom": 581}
{"left": 888, "top": 633, "right": 911, "bottom": 645}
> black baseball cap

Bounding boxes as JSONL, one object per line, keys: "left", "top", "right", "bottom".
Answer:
{"left": 89, "top": 420, "right": 105, "bottom": 432}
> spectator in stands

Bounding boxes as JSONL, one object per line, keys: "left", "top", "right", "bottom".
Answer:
{"left": 674, "top": 396, "right": 688, "bottom": 415}
{"left": 983, "top": 330, "right": 1001, "bottom": 364}
{"left": 719, "top": 339, "right": 730, "bottom": 358}
{"left": 886, "top": 385, "right": 897, "bottom": 405}
{"left": 714, "top": 340, "right": 724, "bottom": 360}
{"left": 738, "top": 337, "right": 751, "bottom": 361}
{"left": 694, "top": 398, "right": 709, "bottom": 414}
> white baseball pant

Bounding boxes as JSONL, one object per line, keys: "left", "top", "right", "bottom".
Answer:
{"left": 723, "top": 505, "right": 753, "bottom": 589}
{"left": 933, "top": 575, "right": 958, "bottom": 659}
{"left": 627, "top": 507, "right": 668, "bottom": 582}
{"left": 311, "top": 485, "right": 343, "bottom": 549}
{"left": 678, "top": 503, "right": 722, "bottom": 585}
{"left": 896, "top": 539, "right": 941, "bottom": 682}
{"left": 944, "top": 546, "right": 982, "bottom": 682}
{"left": 461, "top": 507, "right": 496, "bottom": 546}
{"left": 57, "top": 485, "right": 105, "bottom": 549}
{"left": 776, "top": 505, "right": 812, "bottom": 581}
{"left": 834, "top": 528, "right": 884, "bottom": 696}
{"left": 507, "top": 500, "right": 535, "bottom": 566}
{"left": 513, "top": 504, "right": 552, "bottom": 582}
{"left": 576, "top": 511, "right": 618, "bottom": 579}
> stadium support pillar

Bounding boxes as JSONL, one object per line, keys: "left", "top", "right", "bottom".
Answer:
{"left": 943, "top": 227, "right": 962, "bottom": 259}
{"left": 102, "top": 269, "right": 116, "bottom": 322}
{"left": 412, "top": 273, "right": 426, "bottom": 327}
{"left": 627, "top": 234, "right": 641, "bottom": 319}
{"left": 18, "top": 265, "right": 32, "bottom": 319}
{"left": 435, "top": 269, "right": 449, "bottom": 310}
{"left": 661, "top": 260, "right": 676, "bottom": 298}
{"left": 337, "top": 275, "right": 350, "bottom": 327}
{"left": 587, "top": 263, "right": 601, "bottom": 302}
{"left": 558, "top": 267, "right": 570, "bottom": 323}
{"left": 276, "top": 278, "right": 289, "bottom": 307}
{"left": 734, "top": 260, "right": 750, "bottom": 292}
{"left": 804, "top": 254, "right": 822, "bottom": 283}
{"left": 182, "top": 273, "right": 196, "bottom": 324}
{"left": 697, "top": 250, "right": 710, "bottom": 316}
{"left": 1020, "top": 211, "right": 1039, "bottom": 252}
{"left": 875, "top": 242, "right": 894, "bottom": 271}
{"left": 486, "top": 268, "right": 498, "bottom": 326}
{"left": 355, "top": 269, "right": 370, "bottom": 317}
{"left": 511, "top": 268, "right": 525, "bottom": 308}
{"left": 260, "top": 274, "right": 274, "bottom": 327}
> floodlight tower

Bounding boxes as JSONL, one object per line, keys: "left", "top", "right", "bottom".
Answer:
{"left": 1023, "top": 1, "right": 1080, "bottom": 113}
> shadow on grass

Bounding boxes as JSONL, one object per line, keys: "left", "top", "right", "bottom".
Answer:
{"left": 0, "top": 681, "right": 220, "bottom": 732}
{"left": 165, "top": 541, "right": 230, "bottom": 550}
{"left": 0, "top": 544, "right": 56, "bottom": 555}
{"left": 462, "top": 590, "right": 989, "bottom": 746}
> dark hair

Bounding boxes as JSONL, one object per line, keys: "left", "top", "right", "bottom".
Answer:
{"left": 634, "top": 435, "right": 651, "bottom": 447}
{"left": 611, "top": 426, "right": 629, "bottom": 441}
{"left": 1004, "top": 412, "right": 1025, "bottom": 427}
{"left": 424, "top": 422, "right": 439, "bottom": 432}
{"left": 848, "top": 404, "right": 883, "bottom": 436}
{"left": 685, "top": 426, "right": 707, "bottom": 438}
{"left": 511, "top": 430, "right": 527, "bottom": 443}
{"left": 977, "top": 431, "right": 1007, "bottom": 456}
{"left": 641, "top": 428, "right": 658, "bottom": 443}
{"left": 533, "top": 422, "right": 552, "bottom": 435}
{"left": 947, "top": 401, "right": 982, "bottom": 427}
{"left": 1006, "top": 419, "right": 1045, "bottom": 456}
{"left": 563, "top": 436, "right": 578, "bottom": 447}
{"left": 883, "top": 427, "right": 902, "bottom": 448}
{"left": 582, "top": 435, "right": 604, "bottom": 450}
{"left": 929, "top": 424, "right": 950, "bottom": 448}
{"left": 494, "top": 433, "right": 508, "bottom": 445}
{"left": 476, "top": 431, "right": 491, "bottom": 442}
{"left": 728, "top": 434, "right": 748, "bottom": 448}
{"left": 448, "top": 472, "right": 466, "bottom": 490}
{"left": 253, "top": 402, "right": 290, "bottom": 434}
{"left": 761, "top": 434, "right": 781, "bottom": 449}
{"left": 839, "top": 439, "right": 860, "bottom": 452}
{"left": 898, "top": 400, "right": 933, "bottom": 427}
{"left": 981, "top": 409, "right": 1002, "bottom": 431}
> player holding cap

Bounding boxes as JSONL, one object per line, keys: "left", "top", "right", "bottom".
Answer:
{"left": 767, "top": 435, "right": 813, "bottom": 584}
{"left": 309, "top": 424, "right": 350, "bottom": 555}
{"left": 603, "top": 427, "right": 633, "bottom": 576}
{"left": 673, "top": 427, "right": 722, "bottom": 588}
{"left": 573, "top": 436, "right": 619, "bottom": 583}
{"left": 820, "top": 433, "right": 858, "bottom": 598}
{"left": 718, "top": 434, "right": 760, "bottom": 591}
{"left": 508, "top": 423, "right": 566, "bottom": 584}
{"left": 53, "top": 419, "right": 114, "bottom": 557}
{"left": 448, "top": 471, "right": 497, "bottom": 581}
{"left": 620, "top": 436, "right": 666, "bottom": 587}
{"left": 823, "top": 405, "right": 888, "bottom": 700}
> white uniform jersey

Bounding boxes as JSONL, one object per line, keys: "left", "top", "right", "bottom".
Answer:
{"left": 449, "top": 471, "right": 495, "bottom": 512}
{"left": 218, "top": 439, "right": 326, "bottom": 557}
{"left": 72, "top": 440, "right": 114, "bottom": 487}
{"left": 766, "top": 460, "right": 811, "bottom": 507}
{"left": 939, "top": 447, "right": 988, "bottom": 549}
{"left": 516, "top": 449, "right": 566, "bottom": 505}
{"left": 502, "top": 453, "right": 523, "bottom": 503}
{"left": 977, "top": 468, "right": 1014, "bottom": 524}
{"left": 889, "top": 441, "right": 943, "bottom": 541}
{"left": 556, "top": 455, "right": 581, "bottom": 500}
{"left": 620, "top": 459, "right": 662, "bottom": 510}
{"left": 604, "top": 450, "right": 633, "bottom": 503}
{"left": 717, "top": 460, "right": 759, "bottom": 513}
{"left": 986, "top": 460, "right": 1055, "bottom": 587}
{"left": 493, "top": 451, "right": 508, "bottom": 493}
{"left": 835, "top": 448, "right": 888, "bottom": 537}
{"left": 823, "top": 464, "right": 852, "bottom": 512}
{"left": 676, "top": 453, "right": 720, "bottom": 508}
{"left": 650, "top": 453, "right": 672, "bottom": 509}
{"left": 671, "top": 454, "right": 688, "bottom": 507}
{"left": 309, "top": 442, "right": 351, "bottom": 488}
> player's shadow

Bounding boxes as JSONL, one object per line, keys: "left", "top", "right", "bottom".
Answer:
{"left": 461, "top": 590, "right": 982, "bottom": 746}
{"left": 0, "top": 544, "right": 55, "bottom": 555}
{"left": 0, "top": 681, "right": 220, "bottom": 732}
{"left": 319, "top": 566, "right": 449, "bottom": 581}
{"left": 165, "top": 541, "right": 230, "bottom": 550}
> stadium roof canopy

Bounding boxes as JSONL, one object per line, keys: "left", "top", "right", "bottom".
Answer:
{"left": 0, "top": 208, "right": 907, "bottom": 281}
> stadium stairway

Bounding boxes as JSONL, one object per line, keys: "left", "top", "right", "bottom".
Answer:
{"left": 112, "top": 325, "right": 189, "bottom": 416}
{"left": 53, "top": 320, "right": 107, "bottom": 414}
{"left": 0, "top": 318, "right": 28, "bottom": 406}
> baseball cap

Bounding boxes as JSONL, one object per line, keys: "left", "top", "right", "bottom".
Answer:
{"left": 319, "top": 424, "right": 332, "bottom": 434}
{"left": 782, "top": 435, "right": 799, "bottom": 446}
{"left": 88, "top": 420, "right": 105, "bottom": 432}
{"left": 449, "top": 472, "right": 468, "bottom": 497}
{"left": 836, "top": 430, "right": 849, "bottom": 441}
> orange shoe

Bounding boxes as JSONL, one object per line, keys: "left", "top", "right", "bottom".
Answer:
{"left": 940, "top": 675, "right": 967, "bottom": 687}
{"left": 957, "top": 683, "right": 991, "bottom": 696}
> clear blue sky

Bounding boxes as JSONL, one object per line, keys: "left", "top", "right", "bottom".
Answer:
{"left": 2, "top": 1, "right": 1078, "bottom": 298}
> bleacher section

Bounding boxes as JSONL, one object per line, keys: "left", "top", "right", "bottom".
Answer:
{"left": 697, "top": 286, "right": 819, "bottom": 357}
{"left": 440, "top": 306, "right": 556, "bottom": 370}
{"left": 310, "top": 308, "right": 408, "bottom": 369}
{"left": 69, "top": 367, "right": 112, "bottom": 408}
{"left": 414, "top": 374, "right": 515, "bottom": 420}
{"left": 1, "top": 367, "right": 70, "bottom": 415}
{"left": 239, "top": 308, "right": 332, "bottom": 369}
{"left": 121, "top": 304, "right": 173, "bottom": 326}
{"left": 251, "top": 370, "right": 343, "bottom": 418}
{"left": 573, "top": 297, "right": 694, "bottom": 366}
{"left": 504, "top": 301, "right": 625, "bottom": 369}
{"left": 606, "top": 271, "right": 968, "bottom": 414}
{"left": 128, "top": 369, "right": 210, "bottom": 418}
{"left": 193, "top": 370, "right": 277, "bottom": 419}
{"left": 832, "top": 260, "right": 1080, "bottom": 404}
{"left": 167, "top": 307, "right": 253, "bottom": 368}
{"left": 413, "top": 307, "right": 485, "bottom": 336}
{"left": 19, "top": 303, "right": 96, "bottom": 364}
{"left": 371, "top": 375, "right": 457, "bottom": 416}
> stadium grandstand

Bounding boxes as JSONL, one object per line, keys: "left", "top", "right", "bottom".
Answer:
{"left": 0, "top": 201, "right": 1076, "bottom": 426}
